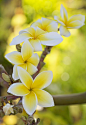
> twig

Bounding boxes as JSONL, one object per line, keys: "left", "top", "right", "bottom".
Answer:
{"left": 32, "top": 46, "right": 52, "bottom": 79}
{"left": 0, "top": 95, "right": 21, "bottom": 104}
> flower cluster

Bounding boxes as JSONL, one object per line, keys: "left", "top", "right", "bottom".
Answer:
{"left": 5, "top": 4, "right": 85, "bottom": 116}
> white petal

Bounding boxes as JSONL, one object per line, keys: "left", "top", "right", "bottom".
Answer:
{"left": 31, "top": 19, "right": 42, "bottom": 29}
{"left": 54, "top": 16, "right": 58, "bottom": 20}
{"left": 35, "top": 27, "right": 45, "bottom": 37}
{"left": 29, "top": 39, "right": 42, "bottom": 51}
{"left": 54, "top": 16, "right": 65, "bottom": 26}
{"left": 60, "top": 4, "right": 68, "bottom": 22}
{"left": 17, "top": 67, "right": 33, "bottom": 89}
{"left": 27, "top": 62, "right": 38, "bottom": 75}
{"left": 22, "top": 92, "right": 37, "bottom": 115}
{"left": 19, "top": 27, "right": 35, "bottom": 36}
{"left": 32, "top": 71, "right": 53, "bottom": 89}
{"left": 13, "top": 64, "right": 28, "bottom": 81}
{"left": 10, "top": 33, "right": 32, "bottom": 45}
{"left": 5, "top": 51, "right": 24, "bottom": 64}
{"left": 67, "top": 20, "right": 84, "bottom": 29}
{"left": 21, "top": 40, "right": 34, "bottom": 61}
{"left": 12, "top": 65, "right": 19, "bottom": 80}
{"left": 42, "top": 17, "right": 52, "bottom": 27}
{"left": 29, "top": 53, "right": 39, "bottom": 66}
{"left": 60, "top": 26, "right": 71, "bottom": 37}
{"left": 7, "top": 83, "right": 29, "bottom": 96}
{"left": 68, "top": 14, "right": 85, "bottom": 23}
{"left": 46, "top": 21, "right": 58, "bottom": 32}
{"left": 18, "top": 63, "right": 27, "bottom": 70}
{"left": 34, "top": 89, "right": 54, "bottom": 107}
{"left": 38, "top": 32, "right": 63, "bottom": 46}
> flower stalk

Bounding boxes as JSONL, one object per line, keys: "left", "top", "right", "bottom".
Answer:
{"left": 32, "top": 46, "right": 52, "bottom": 79}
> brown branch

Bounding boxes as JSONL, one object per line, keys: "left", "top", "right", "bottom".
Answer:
{"left": 0, "top": 95, "right": 21, "bottom": 104}
{"left": 53, "top": 92, "right": 86, "bottom": 105}
{"left": 1, "top": 91, "right": 86, "bottom": 108}
{"left": 32, "top": 46, "right": 52, "bottom": 79}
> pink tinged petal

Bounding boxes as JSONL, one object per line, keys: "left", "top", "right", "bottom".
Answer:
{"left": 5, "top": 51, "right": 24, "bottom": 65}
{"left": 60, "top": 26, "right": 71, "bottom": 37}
{"left": 38, "top": 32, "right": 63, "bottom": 46}
{"left": 21, "top": 41, "right": 34, "bottom": 61}
{"left": 34, "top": 89, "right": 54, "bottom": 107}
{"left": 60, "top": 4, "right": 68, "bottom": 22}
{"left": 10, "top": 33, "right": 32, "bottom": 45}
{"left": 12, "top": 65, "right": 19, "bottom": 80}
{"left": 29, "top": 39, "right": 42, "bottom": 51}
{"left": 19, "top": 27, "right": 35, "bottom": 36}
{"left": 54, "top": 16, "right": 65, "bottom": 26}
{"left": 22, "top": 92, "right": 37, "bottom": 115}
{"left": 67, "top": 20, "right": 84, "bottom": 29}
{"left": 46, "top": 21, "right": 58, "bottom": 32}
{"left": 27, "top": 62, "right": 38, "bottom": 75}
{"left": 17, "top": 67, "right": 33, "bottom": 89}
{"left": 68, "top": 14, "right": 85, "bottom": 23}
{"left": 32, "top": 71, "right": 53, "bottom": 89}
{"left": 29, "top": 53, "right": 39, "bottom": 66}
{"left": 7, "top": 83, "right": 29, "bottom": 96}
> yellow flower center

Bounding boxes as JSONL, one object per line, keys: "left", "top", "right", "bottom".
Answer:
{"left": 29, "top": 88, "right": 33, "bottom": 92}
{"left": 24, "top": 60, "right": 27, "bottom": 63}
{"left": 42, "top": 27, "right": 46, "bottom": 31}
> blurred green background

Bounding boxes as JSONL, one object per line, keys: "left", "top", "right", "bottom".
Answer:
{"left": 0, "top": 0, "right": 86, "bottom": 125}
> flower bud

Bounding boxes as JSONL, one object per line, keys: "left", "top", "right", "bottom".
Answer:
{"left": 3, "top": 103, "right": 14, "bottom": 115}
{"left": 16, "top": 44, "right": 21, "bottom": 52}
{"left": 2, "top": 73, "right": 11, "bottom": 83}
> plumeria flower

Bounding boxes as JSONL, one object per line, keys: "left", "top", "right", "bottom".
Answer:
{"left": 31, "top": 17, "right": 58, "bottom": 32}
{"left": 5, "top": 41, "right": 39, "bottom": 80}
{"left": 10, "top": 26, "right": 63, "bottom": 51}
{"left": 7, "top": 67, "right": 54, "bottom": 115}
{"left": 54, "top": 4, "right": 85, "bottom": 37}
{"left": 3, "top": 103, "right": 14, "bottom": 115}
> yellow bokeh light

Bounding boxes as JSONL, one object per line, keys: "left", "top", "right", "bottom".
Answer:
{"left": 3, "top": 115, "right": 18, "bottom": 125}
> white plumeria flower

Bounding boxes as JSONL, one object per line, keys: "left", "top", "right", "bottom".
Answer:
{"left": 3, "top": 103, "right": 14, "bottom": 115}
{"left": 5, "top": 41, "right": 39, "bottom": 80}
{"left": 7, "top": 67, "right": 54, "bottom": 115}
{"left": 10, "top": 26, "right": 63, "bottom": 51}
{"left": 31, "top": 17, "right": 58, "bottom": 32}
{"left": 54, "top": 4, "right": 85, "bottom": 37}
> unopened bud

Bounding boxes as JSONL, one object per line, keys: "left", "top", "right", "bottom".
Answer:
{"left": 3, "top": 103, "right": 14, "bottom": 115}
{"left": 19, "top": 108, "right": 22, "bottom": 113}
{"left": 37, "top": 118, "right": 40, "bottom": 123}
{"left": 28, "top": 116, "right": 34, "bottom": 124}
{"left": 32, "top": 119, "right": 35, "bottom": 124}
{"left": 2, "top": 73, "right": 11, "bottom": 82}
{"left": 16, "top": 44, "right": 21, "bottom": 52}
